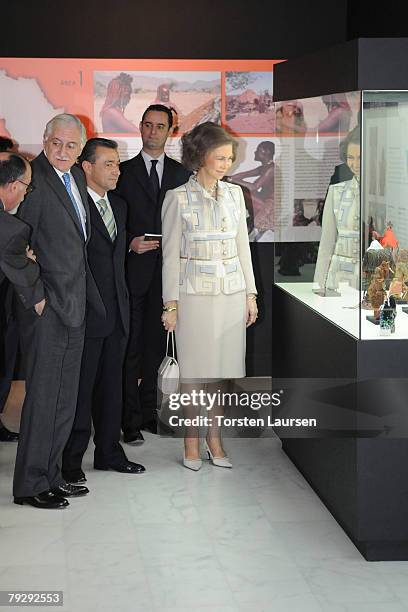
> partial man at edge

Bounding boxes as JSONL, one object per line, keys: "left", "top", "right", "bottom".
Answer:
{"left": 0, "top": 152, "right": 43, "bottom": 442}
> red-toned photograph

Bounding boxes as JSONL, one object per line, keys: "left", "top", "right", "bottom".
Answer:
{"left": 224, "top": 71, "right": 274, "bottom": 134}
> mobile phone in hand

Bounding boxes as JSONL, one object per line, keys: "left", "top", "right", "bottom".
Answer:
{"left": 144, "top": 233, "right": 162, "bottom": 242}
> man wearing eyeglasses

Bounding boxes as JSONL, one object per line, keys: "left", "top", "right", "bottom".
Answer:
{"left": 0, "top": 152, "right": 43, "bottom": 307}
{"left": 0, "top": 152, "right": 44, "bottom": 440}
{"left": 12, "top": 114, "right": 105, "bottom": 510}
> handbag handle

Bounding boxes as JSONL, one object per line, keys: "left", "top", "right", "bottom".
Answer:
{"left": 166, "top": 331, "right": 176, "bottom": 359}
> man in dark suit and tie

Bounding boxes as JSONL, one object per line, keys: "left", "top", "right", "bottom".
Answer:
{"left": 116, "top": 104, "right": 190, "bottom": 443}
{"left": 13, "top": 114, "right": 105, "bottom": 509}
{"left": 62, "top": 138, "right": 145, "bottom": 482}
{"left": 0, "top": 140, "right": 22, "bottom": 440}
{"left": 0, "top": 152, "right": 44, "bottom": 440}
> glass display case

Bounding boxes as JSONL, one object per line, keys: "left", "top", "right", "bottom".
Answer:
{"left": 274, "top": 90, "right": 408, "bottom": 340}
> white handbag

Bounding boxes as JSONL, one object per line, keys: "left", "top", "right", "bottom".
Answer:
{"left": 157, "top": 332, "right": 179, "bottom": 395}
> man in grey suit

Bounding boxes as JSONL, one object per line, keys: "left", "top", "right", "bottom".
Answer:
{"left": 13, "top": 114, "right": 105, "bottom": 509}
{"left": 0, "top": 152, "right": 44, "bottom": 432}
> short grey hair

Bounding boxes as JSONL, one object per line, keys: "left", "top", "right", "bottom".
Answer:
{"left": 43, "top": 114, "right": 87, "bottom": 147}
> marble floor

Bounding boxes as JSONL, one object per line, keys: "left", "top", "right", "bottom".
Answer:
{"left": 1, "top": 434, "right": 408, "bottom": 612}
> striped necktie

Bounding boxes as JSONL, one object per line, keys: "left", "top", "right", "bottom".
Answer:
{"left": 97, "top": 198, "right": 117, "bottom": 241}
{"left": 62, "top": 172, "right": 83, "bottom": 228}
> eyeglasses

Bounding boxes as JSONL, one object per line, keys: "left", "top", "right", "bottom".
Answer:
{"left": 17, "top": 179, "right": 35, "bottom": 194}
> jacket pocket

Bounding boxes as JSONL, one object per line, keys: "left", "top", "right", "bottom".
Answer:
{"left": 222, "top": 260, "right": 246, "bottom": 294}
{"left": 181, "top": 260, "right": 221, "bottom": 295}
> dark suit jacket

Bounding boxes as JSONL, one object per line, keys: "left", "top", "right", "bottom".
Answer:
{"left": 85, "top": 192, "right": 129, "bottom": 339}
{"left": 116, "top": 153, "right": 190, "bottom": 296}
{"left": 0, "top": 209, "right": 43, "bottom": 377}
{"left": 0, "top": 208, "right": 43, "bottom": 307}
{"left": 17, "top": 152, "right": 104, "bottom": 328}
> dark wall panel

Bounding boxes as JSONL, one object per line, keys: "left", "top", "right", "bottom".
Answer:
{"left": 1, "top": 0, "right": 347, "bottom": 59}
{"left": 274, "top": 38, "right": 408, "bottom": 101}
{"left": 347, "top": 4, "right": 408, "bottom": 39}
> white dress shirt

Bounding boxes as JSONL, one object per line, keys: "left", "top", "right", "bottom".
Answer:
{"left": 141, "top": 150, "right": 165, "bottom": 186}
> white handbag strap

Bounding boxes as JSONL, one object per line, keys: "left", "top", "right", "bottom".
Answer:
{"left": 166, "top": 331, "right": 176, "bottom": 359}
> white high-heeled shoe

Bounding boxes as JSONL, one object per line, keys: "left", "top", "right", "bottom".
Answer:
{"left": 205, "top": 442, "right": 232, "bottom": 468}
{"left": 183, "top": 452, "right": 202, "bottom": 471}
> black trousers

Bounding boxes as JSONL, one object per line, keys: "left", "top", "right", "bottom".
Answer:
{"left": 62, "top": 320, "right": 128, "bottom": 476}
{"left": 123, "top": 262, "right": 166, "bottom": 434}
{"left": 13, "top": 304, "right": 85, "bottom": 497}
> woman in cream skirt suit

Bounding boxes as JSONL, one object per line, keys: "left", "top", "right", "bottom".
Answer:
{"left": 161, "top": 122, "right": 258, "bottom": 470}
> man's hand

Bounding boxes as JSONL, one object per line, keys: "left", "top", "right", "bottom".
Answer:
{"left": 26, "top": 246, "right": 37, "bottom": 262}
{"left": 34, "top": 298, "right": 46, "bottom": 316}
{"left": 129, "top": 235, "right": 160, "bottom": 254}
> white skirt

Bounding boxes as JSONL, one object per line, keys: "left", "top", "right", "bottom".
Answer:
{"left": 175, "top": 291, "right": 247, "bottom": 381}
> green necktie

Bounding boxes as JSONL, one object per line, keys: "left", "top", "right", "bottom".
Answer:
{"left": 97, "top": 198, "right": 117, "bottom": 241}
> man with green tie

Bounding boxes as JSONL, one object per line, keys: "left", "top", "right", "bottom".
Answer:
{"left": 62, "top": 138, "right": 145, "bottom": 483}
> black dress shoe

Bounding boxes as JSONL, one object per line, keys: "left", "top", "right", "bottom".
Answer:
{"left": 51, "top": 483, "right": 89, "bottom": 497}
{"left": 94, "top": 460, "right": 146, "bottom": 474}
{"left": 62, "top": 470, "right": 87, "bottom": 484}
{"left": 14, "top": 490, "right": 69, "bottom": 509}
{"left": 123, "top": 430, "right": 144, "bottom": 444}
{"left": 0, "top": 424, "right": 19, "bottom": 442}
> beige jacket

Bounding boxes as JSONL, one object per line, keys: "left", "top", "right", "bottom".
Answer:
{"left": 314, "top": 176, "right": 360, "bottom": 291}
{"left": 162, "top": 176, "right": 257, "bottom": 301}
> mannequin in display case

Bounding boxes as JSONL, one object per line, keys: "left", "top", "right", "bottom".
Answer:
{"left": 314, "top": 128, "right": 360, "bottom": 294}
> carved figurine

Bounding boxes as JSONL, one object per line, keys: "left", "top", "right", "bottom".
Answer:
{"left": 373, "top": 221, "right": 399, "bottom": 249}
{"left": 379, "top": 294, "right": 397, "bottom": 334}
{"left": 362, "top": 243, "right": 394, "bottom": 307}
{"left": 367, "top": 264, "right": 388, "bottom": 319}
{"left": 389, "top": 249, "right": 408, "bottom": 301}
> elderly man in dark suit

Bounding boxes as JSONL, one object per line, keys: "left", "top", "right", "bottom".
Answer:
{"left": 62, "top": 138, "right": 145, "bottom": 483}
{"left": 116, "top": 104, "right": 190, "bottom": 443}
{"left": 0, "top": 152, "right": 44, "bottom": 440}
{"left": 13, "top": 114, "right": 105, "bottom": 509}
